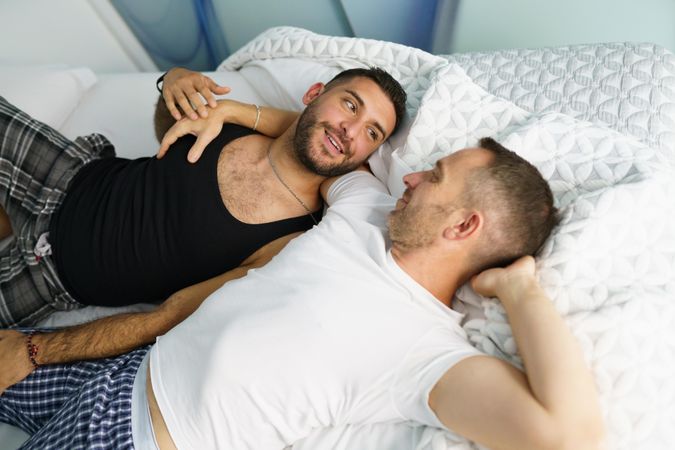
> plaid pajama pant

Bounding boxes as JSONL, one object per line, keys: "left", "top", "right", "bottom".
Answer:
{"left": 0, "top": 96, "right": 115, "bottom": 327}
{"left": 0, "top": 333, "right": 149, "bottom": 450}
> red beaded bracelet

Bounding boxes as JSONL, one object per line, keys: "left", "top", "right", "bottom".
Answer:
{"left": 26, "top": 331, "right": 40, "bottom": 369}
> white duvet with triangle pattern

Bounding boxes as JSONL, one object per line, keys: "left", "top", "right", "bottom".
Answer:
{"left": 223, "top": 27, "right": 675, "bottom": 450}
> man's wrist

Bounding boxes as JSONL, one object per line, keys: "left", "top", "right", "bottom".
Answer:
{"left": 25, "top": 331, "right": 40, "bottom": 369}
{"left": 215, "top": 100, "right": 248, "bottom": 127}
{"left": 496, "top": 276, "right": 542, "bottom": 305}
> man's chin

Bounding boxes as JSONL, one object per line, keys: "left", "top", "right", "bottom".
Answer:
{"left": 310, "top": 158, "right": 361, "bottom": 178}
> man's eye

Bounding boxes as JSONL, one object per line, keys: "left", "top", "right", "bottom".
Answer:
{"left": 368, "top": 128, "right": 378, "bottom": 140}
{"left": 345, "top": 100, "right": 356, "bottom": 112}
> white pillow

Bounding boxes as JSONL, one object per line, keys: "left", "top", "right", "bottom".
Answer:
{"left": 496, "top": 112, "right": 666, "bottom": 207}
{"left": 388, "top": 64, "right": 530, "bottom": 198}
{"left": 60, "top": 70, "right": 265, "bottom": 159}
{"left": 239, "top": 58, "right": 340, "bottom": 111}
{"left": 0, "top": 65, "right": 96, "bottom": 129}
{"left": 535, "top": 173, "right": 675, "bottom": 313}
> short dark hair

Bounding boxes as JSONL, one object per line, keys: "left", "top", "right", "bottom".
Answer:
{"left": 324, "top": 67, "right": 407, "bottom": 135}
{"left": 465, "top": 137, "right": 560, "bottom": 272}
{"left": 153, "top": 95, "right": 174, "bottom": 143}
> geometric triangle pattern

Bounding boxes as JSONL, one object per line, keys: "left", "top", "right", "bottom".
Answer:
{"left": 446, "top": 42, "right": 675, "bottom": 164}
{"left": 220, "top": 26, "right": 450, "bottom": 115}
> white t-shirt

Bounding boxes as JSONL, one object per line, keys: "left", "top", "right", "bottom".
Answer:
{"left": 149, "top": 171, "right": 482, "bottom": 449}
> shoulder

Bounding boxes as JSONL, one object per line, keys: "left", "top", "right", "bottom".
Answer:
{"left": 323, "top": 170, "right": 390, "bottom": 206}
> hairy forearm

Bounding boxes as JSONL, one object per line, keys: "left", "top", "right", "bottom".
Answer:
{"left": 31, "top": 306, "right": 181, "bottom": 365}
{"left": 499, "top": 281, "right": 604, "bottom": 442}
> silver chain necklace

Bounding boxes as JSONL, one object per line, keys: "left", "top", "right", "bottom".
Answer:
{"left": 267, "top": 148, "right": 319, "bottom": 225}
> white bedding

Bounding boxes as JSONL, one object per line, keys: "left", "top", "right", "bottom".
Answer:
{"left": 1, "top": 26, "right": 674, "bottom": 450}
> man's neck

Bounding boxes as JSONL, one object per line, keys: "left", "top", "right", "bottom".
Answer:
{"left": 390, "top": 245, "right": 466, "bottom": 307}
{"left": 267, "top": 125, "right": 326, "bottom": 202}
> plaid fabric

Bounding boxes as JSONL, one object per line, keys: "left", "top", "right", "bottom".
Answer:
{"left": 0, "top": 334, "right": 149, "bottom": 450}
{"left": 0, "top": 97, "right": 115, "bottom": 326}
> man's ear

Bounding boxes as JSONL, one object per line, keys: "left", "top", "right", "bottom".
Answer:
{"left": 302, "top": 82, "right": 326, "bottom": 105}
{"left": 442, "top": 211, "right": 482, "bottom": 241}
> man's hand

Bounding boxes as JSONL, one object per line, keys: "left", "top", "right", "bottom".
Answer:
{"left": 162, "top": 67, "right": 231, "bottom": 121}
{"left": 0, "top": 330, "right": 34, "bottom": 395}
{"left": 471, "top": 255, "right": 537, "bottom": 300}
{"left": 157, "top": 102, "right": 231, "bottom": 163}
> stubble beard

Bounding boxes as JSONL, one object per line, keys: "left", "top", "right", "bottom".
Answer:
{"left": 293, "top": 104, "right": 364, "bottom": 178}
{"left": 388, "top": 203, "right": 451, "bottom": 251}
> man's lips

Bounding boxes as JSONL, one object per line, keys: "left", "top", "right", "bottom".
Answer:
{"left": 396, "top": 191, "right": 410, "bottom": 208}
{"left": 324, "top": 129, "right": 346, "bottom": 156}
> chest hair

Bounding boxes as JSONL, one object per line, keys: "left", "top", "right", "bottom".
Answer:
{"left": 216, "top": 135, "right": 312, "bottom": 224}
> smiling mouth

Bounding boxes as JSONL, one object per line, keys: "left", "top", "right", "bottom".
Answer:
{"left": 325, "top": 129, "right": 345, "bottom": 155}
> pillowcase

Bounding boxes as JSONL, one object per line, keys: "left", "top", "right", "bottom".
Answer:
{"left": 239, "top": 58, "right": 341, "bottom": 111}
{"left": 388, "top": 64, "right": 530, "bottom": 197}
{"left": 535, "top": 172, "right": 675, "bottom": 313}
{"left": 495, "top": 112, "right": 666, "bottom": 207}
{"left": 0, "top": 65, "right": 97, "bottom": 129}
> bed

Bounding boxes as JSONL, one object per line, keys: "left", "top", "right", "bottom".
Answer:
{"left": 1, "top": 27, "right": 674, "bottom": 450}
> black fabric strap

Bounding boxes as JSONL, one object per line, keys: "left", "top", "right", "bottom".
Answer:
{"left": 156, "top": 72, "right": 167, "bottom": 94}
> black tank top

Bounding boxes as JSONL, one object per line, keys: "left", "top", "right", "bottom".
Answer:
{"left": 50, "top": 124, "right": 318, "bottom": 306}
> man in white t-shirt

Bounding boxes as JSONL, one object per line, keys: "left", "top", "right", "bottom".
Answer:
{"left": 0, "top": 138, "right": 605, "bottom": 450}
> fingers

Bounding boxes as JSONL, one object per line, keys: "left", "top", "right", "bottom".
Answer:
{"left": 187, "top": 135, "right": 210, "bottom": 163}
{"left": 511, "top": 255, "right": 536, "bottom": 273}
{"left": 157, "top": 132, "right": 179, "bottom": 159}
{"left": 186, "top": 122, "right": 224, "bottom": 163}
{"left": 175, "top": 90, "right": 200, "bottom": 121}
{"left": 470, "top": 269, "right": 500, "bottom": 297}
{"left": 208, "top": 79, "right": 231, "bottom": 98}
{"left": 163, "top": 90, "right": 183, "bottom": 122}
{"left": 156, "top": 115, "right": 221, "bottom": 163}
{"left": 200, "top": 85, "right": 218, "bottom": 110}
{"left": 470, "top": 255, "right": 538, "bottom": 298}
{"left": 162, "top": 70, "right": 231, "bottom": 120}
{"left": 202, "top": 78, "right": 230, "bottom": 108}
{"left": 191, "top": 94, "right": 209, "bottom": 119}
{"left": 157, "top": 120, "right": 190, "bottom": 159}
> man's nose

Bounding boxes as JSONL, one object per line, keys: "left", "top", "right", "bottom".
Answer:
{"left": 339, "top": 118, "right": 359, "bottom": 140}
{"left": 403, "top": 171, "right": 424, "bottom": 189}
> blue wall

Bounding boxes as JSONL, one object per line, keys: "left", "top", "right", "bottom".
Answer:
{"left": 111, "top": 0, "right": 675, "bottom": 71}
{"left": 111, "top": 0, "right": 441, "bottom": 70}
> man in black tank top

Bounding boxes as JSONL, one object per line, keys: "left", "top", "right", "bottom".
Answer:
{"left": 0, "top": 67, "right": 406, "bottom": 390}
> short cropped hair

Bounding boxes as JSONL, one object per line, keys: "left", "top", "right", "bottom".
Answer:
{"left": 324, "top": 67, "right": 407, "bottom": 135}
{"left": 465, "top": 137, "right": 560, "bottom": 272}
{"left": 154, "top": 96, "right": 174, "bottom": 143}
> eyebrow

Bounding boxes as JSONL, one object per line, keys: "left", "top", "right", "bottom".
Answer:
{"left": 345, "top": 89, "right": 387, "bottom": 140}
